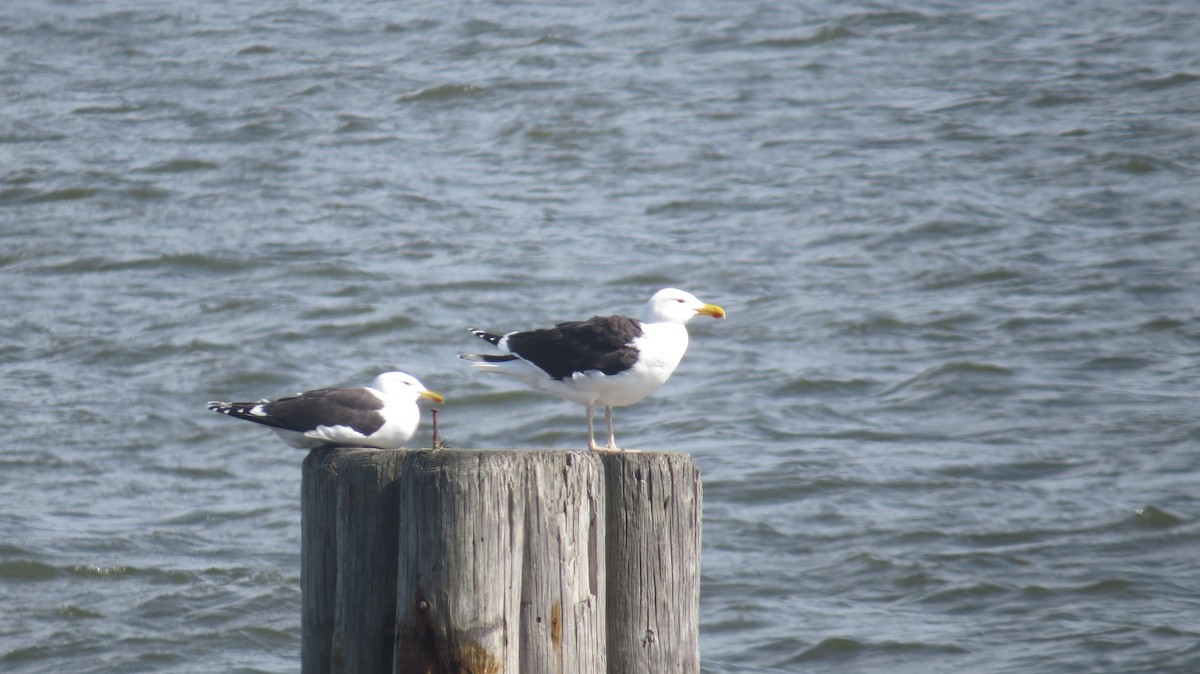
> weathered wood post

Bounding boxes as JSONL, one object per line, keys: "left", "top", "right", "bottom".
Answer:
{"left": 332, "top": 450, "right": 406, "bottom": 672}
{"left": 393, "top": 450, "right": 606, "bottom": 673}
{"left": 301, "top": 447, "right": 340, "bottom": 673}
{"left": 301, "top": 448, "right": 408, "bottom": 673}
{"left": 599, "top": 452, "right": 702, "bottom": 673}
{"left": 300, "top": 448, "right": 701, "bottom": 674}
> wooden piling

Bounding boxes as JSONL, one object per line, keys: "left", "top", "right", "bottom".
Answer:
{"left": 300, "top": 448, "right": 701, "bottom": 674}
{"left": 300, "top": 447, "right": 340, "bottom": 673}
{"left": 599, "top": 452, "right": 702, "bottom": 674}
{"left": 333, "top": 450, "right": 406, "bottom": 673}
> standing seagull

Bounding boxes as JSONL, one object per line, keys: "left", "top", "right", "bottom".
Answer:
{"left": 460, "top": 288, "right": 725, "bottom": 451}
{"left": 207, "top": 371, "right": 444, "bottom": 450}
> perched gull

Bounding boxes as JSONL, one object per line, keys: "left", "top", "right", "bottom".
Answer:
{"left": 460, "top": 288, "right": 725, "bottom": 451}
{"left": 207, "top": 371, "right": 444, "bottom": 450}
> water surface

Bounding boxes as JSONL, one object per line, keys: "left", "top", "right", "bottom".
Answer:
{"left": 3, "top": 0, "right": 1200, "bottom": 671}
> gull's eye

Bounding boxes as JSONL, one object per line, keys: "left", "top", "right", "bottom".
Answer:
{"left": 675, "top": 298, "right": 686, "bottom": 303}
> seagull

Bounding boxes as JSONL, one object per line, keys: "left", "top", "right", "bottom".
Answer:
{"left": 460, "top": 288, "right": 725, "bottom": 451}
{"left": 207, "top": 371, "right": 444, "bottom": 450}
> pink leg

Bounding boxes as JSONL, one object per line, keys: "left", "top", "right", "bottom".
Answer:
{"left": 586, "top": 404, "right": 603, "bottom": 451}
{"left": 605, "top": 406, "right": 621, "bottom": 451}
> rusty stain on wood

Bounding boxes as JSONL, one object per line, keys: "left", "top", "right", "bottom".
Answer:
{"left": 550, "top": 601, "right": 562, "bottom": 673}
{"left": 455, "top": 641, "right": 504, "bottom": 674}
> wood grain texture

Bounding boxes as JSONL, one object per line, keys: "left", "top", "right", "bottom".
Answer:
{"left": 600, "top": 451, "right": 702, "bottom": 674}
{"left": 392, "top": 450, "right": 606, "bottom": 674}
{"left": 301, "top": 448, "right": 700, "bottom": 674}
{"left": 331, "top": 449, "right": 405, "bottom": 674}
{"left": 301, "top": 447, "right": 340, "bottom": 674}
{"left": 516, "top": 451, "right": 606, "bottom": 674}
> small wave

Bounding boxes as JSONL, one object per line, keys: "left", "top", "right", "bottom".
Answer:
{"left": 397, "top": 83, "right": 488, "bottom": 104}
{"left": 1028, "top": 91, "right": 1093, "bottom": 108}
{"left": 793, "top": 636, "right": 861, "bottom": 660}
{"left": 284, "top": 314, "right": 418, "bottom": 340}
{"left": 783, "top": 635, "right": 971, "bottom": 665}
{"left": 234, "top": 625, "right": 296, "bottom": 648}
{"left": 828, "top": 314, "right": 913, "bottom": 335}
{"left": 55, "top": 604, "right": 104, "bottom": 619}
{"left": 124, "top": 185, "right": 172, "bottom": 201}
{"left": 236, "top": 44, "right": 275, "bottom": 56}
{"left": 383, "top": 19, "right": 440, "bottom": 34}
{"left": 298, "top": 303, "right": 375, "bottom": 321}
{"left": 138, "top": 158, "right": 219, "bottom": 174}
{"left": 527, "top": 34, "right": 584, "bottom": 48}
{"left": 38, "top": 252, "right": 255, "bottom": 275}
{"left": 808, "top": 428, "right": 914, "bottom": 443}
{"left": 0, "top": 543, "right": 35, "bottom": 556}
{"left": 0, "top": 129, "right": 67, "bottom": 144}
{"left": 157, "top": 506, "right": 277, "bottom": 527}
{"left": 643, "top": 197, "right": 789, "bottom": 216}
{"left": 460, "top": 17, "right": 509, "bottom": 37}
{"left": 21, "top": 186, "right": 97, "bottom": 203}
{"left": 773, "top": 377, "right": 876, "bottom": 396}
{"left": 0, "top": 187, "right": 36, "bottom": 205}
{"left": 874, "top": 218, "right": 1003, "bottom": 245}
{"left": 917, "top": 267, "right": 1026, "bottom": 290}
{"left": 934, "top": 459, "right": 1077, "bottom": 481}
{"left": 613, "top": 272, "right": 678, "bottom": 288}
{"left": 1140, "top": 317, "right": 1187, "bottom": 331}
{"left": 748, "top": 26, "right": 854, "bottom": 50}
{"left": 704, "top": 656, "right": 795, "bottom": 673}
{"left": 1134, "top": 72, "right": 1200, "bottom": 91}
{"left": 1093, "top": 152, "right": 1182, "bottom": 175}
{"left": 998, "top": 315, "right": 1070, "bottom": 332}
{"left": 881, "top": 361, "right": 1015, "bottom": 400}
{"left": 334, "top": 114, "right": 378, "bottom": 133}
{"left": 711, "top": 477, "right": 867, "bottom": 506}
{"left": 1081, "top": 355, "right": 1154, "bottom": 371}
{"left": 72, "top": 104, "right": 144, "bottom": 115}
{"left": 66, "top": 564, "right": 143, "bottom": 578}
{"left": 2, "top": 644, "right": 48, "bottom": 664}
{"left": 918, "top": 581, "right": 1009, "bottom": 605}
{"left": 1077, "top": 578, "right": 1136, "bottom": 596}
{"left": 1133, "top": 505, "right": 1186, "bottom": 528}
{"left": 929, "top": 94, "right": 1011, "bottom": 115}
{"left": 0, "top": 560, "right": 59, "bottom": 581}
{"left": 840, "top": 10, "right": 930, "bottom": 29}
{"left": 148, "top": 464, "right": 237, "bottom": 480}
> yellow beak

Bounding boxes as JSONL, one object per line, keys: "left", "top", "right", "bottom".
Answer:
{"left": 420, "top": 390, "right": 446, "bottom": 405}
{"left": 696, "top": 303, "right": 726, "bottom": 319}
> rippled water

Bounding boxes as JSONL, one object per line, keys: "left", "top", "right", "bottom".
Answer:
{"left": 3, "top": 0, "right": 1200, "bottom": 672}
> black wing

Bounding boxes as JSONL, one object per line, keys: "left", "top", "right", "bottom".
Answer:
{"left": 505, "top": 315, "right": 644, "bottom": 380}
{"left": 224, "top": 387, "right": 387, "bottom": 436}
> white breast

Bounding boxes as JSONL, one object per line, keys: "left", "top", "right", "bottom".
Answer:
{"left": 586, "top": 322, "right": 689, "bottom": 407}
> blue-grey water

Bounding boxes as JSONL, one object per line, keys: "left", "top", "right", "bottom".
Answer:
{"left": 3, "top": 0, "right": 1199, "bottom": 672}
